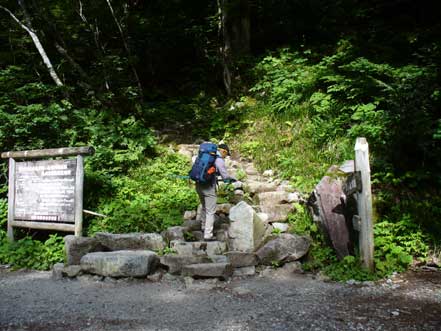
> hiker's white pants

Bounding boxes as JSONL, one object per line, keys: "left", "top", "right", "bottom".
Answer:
{"left": 196, "top": 182, "right": 217, "bottom": 239}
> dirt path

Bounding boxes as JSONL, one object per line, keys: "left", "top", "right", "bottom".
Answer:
{"left": 1, "top": 268, "right": 440, "bottom": 331}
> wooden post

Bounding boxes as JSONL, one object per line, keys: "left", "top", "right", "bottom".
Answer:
{"left": 7, "top": 158, "right": 16, "bottom": 242}
{"left": 355, "top": 137, "right": 374, "bottom": 271}
{"left": 74, "top": 155, "right": 84, "bottom": 237}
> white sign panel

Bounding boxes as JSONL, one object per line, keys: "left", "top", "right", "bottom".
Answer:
{"left": 14, "top": 159, "right": 77, "bottom": 223}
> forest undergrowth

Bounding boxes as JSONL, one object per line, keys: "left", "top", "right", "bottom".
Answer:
{"left": 0, "top": 39, "right": 440, "bottom": 281}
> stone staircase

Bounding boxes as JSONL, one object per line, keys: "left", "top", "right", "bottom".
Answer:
{"left": 54, "top": 144, "right": 310, "bottom": 282}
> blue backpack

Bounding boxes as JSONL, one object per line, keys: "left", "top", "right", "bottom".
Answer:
{"left": 189, "top": 142, "right": 217, "bottom": 183}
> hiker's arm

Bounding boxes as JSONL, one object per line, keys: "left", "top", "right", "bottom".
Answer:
{"left": 215, "top": 158, "right": 236, "bottom": 182}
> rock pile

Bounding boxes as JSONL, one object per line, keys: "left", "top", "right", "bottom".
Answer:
{"left": 53, "top": 144, "right": 311, "bottom": 281}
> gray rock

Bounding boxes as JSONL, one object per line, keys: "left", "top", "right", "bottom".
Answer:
{"left": 260, "top": 204, "right": 295, "bottom": 223}
{"left": 228, "top": 201, "right": 268, "bottom": 253}
{"left": 62, "top": 265, "right": 82, "bottom": 278}
{"left": 188, "top": 230, "right": 204, "bottom": 241}
{"left": 245, "top": 165, "right": 259, "bottom": 176}
{"left": 162, "top": 226, "right": 186, "bottom": 242}
{"left": 272, "top": 222, "right": 289, "bottom": 233}
{"left": 262, "top": 170, "right": 274, "bottom": 177}
{"left": 182, "top": 263, "right": 233, "bottom": 280}
{"left": 52, "top": 263, "right": 64, "bottom": 280}
{"left": 80, "top": 250, "right": 159, "bottom": 277}
{"left": 256, "top": 233, "right": 311, "bottom": 265}
{"left": 183, "top": 210, "right": 197, "bottom": 220}
{"left": 215, "top": 230, "right": 228, "bottom": 242}
{"left": 256, "top": 212, "right": 270, "bottom": 224}
{"left": 209, "top": 255, "right": 229, "bottom": 263}
{"left": 225, "top": 251, "right": 258, "bottom": 267}
{"left": 233, "top": 266, "right": 256, "bottom": 277}
{"left": 159, "top": 255, "right": 211, "bottom": 275}
{"left": 245, "top": 181, "right": 278, "bottom": 194}
{"left": 146, "top": 270, "right": 164, "bottom": 282}
{"left": 258, "top": 191, "right": 290, "bottom": 207}
{"left": 287, "top": 192, "right": 301, "bottom": 203}
{"left": 95, "top": 232, "right": 165, "bottom": 251}
{"left": 170, "top": 240, "right": 227, "bottom": 257}
{"left": 64, "top": 235, "right": 104, "bottom": 266}
{"left": 183, "top": 219, "right": 202, "bottom": 231}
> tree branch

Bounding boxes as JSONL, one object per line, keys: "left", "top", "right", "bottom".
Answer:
{"left": 0, "top": 3, "right": 63, "bottom": 86}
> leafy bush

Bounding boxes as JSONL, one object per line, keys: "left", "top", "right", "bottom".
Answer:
{"left": 87, "top": 150, "right": 199, "bottom": 234}
{"left": 0, "top": 235, "right": 64, "bottom": 270}
{"left": 374, "top": 216, "right": 428, "bottom": 277}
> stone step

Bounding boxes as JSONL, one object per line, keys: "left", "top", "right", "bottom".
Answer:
{"left": 259, "top": 204, "right": 296, "bottom": 222}
{"left": 170, "top": 240, "right": 227, "bottom": 257}
{"left": 80, "top": 250, "right": 159, "bottom": 277}
{"left": 181, "top": 262, "right": 233, "bottom": 280}
{"left": 94, "top": 232, "right": 165, "bottom": 251}
{"left": 159, "top": 255, "right": 212, "bottom": 275}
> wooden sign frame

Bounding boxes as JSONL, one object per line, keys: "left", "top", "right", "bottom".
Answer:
{"left": 1, "top": 147, "right": 94, "bottom": 241}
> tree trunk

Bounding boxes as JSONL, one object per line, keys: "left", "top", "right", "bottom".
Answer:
{"left": 217, "top": 0, "right": 250, "bottom": 95}
{"left": 0, "top": 3, "right": 63, "bottom": 86}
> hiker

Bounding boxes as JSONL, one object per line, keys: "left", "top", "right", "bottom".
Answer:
{"left": 193, "top": 143, "right": 236, "bottom": 241}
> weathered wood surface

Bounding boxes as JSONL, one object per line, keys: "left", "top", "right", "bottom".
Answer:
{"left": 14, "top": 159, "right": 77, "bottom": 223}
{"left": 1, "top": 146, "right": 94, "bottom": 159}
{"left": 7, "top": 158, "right": 16, "bottom": 241}
{"left": 74, "top": 155, "right": 84, "bottom": 236}
{"left": 355, "top": 137, "right": 374, "bottom": 271}
{"left": 11, "top": 220, "right": 75, "bottom": 232}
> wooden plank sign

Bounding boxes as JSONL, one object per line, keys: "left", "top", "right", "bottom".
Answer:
{"left": 2, "top": 147, "right": 93, "bottom": 240}
{"left": 14, "top": 159, "right": 77, "bottom": 223}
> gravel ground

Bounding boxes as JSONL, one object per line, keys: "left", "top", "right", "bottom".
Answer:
{"left": 0, "top": 267, "right": 440, "bottom": 331}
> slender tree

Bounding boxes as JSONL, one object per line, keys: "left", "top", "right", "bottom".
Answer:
{"left": 0, "top": 1, "right": 63, "bottom": 86}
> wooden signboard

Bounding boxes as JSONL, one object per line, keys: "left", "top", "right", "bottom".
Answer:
{"left": 1, "top": 147, "right": 94, "bottom": 240}
{"left": 14, "top": 159, "right": 77, "bottom": 223}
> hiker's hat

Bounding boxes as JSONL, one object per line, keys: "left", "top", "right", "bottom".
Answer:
{"left": 218, "top": 143, "right": 230, "bottom": 156}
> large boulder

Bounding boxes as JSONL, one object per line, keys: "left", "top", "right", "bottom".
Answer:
{"left": 64, "top": 235, "right": 105, "bottom": 265}
{"left": 256, "top": 233, "right": 311, "bottom": 265}
{"left": 308, "top": 164, "right": 355, "bottom": 259}
{"left": 228, "top": 201, "right": 268, "bottom": 252}
{"left": 95, "top": 232, "right": 165, "bottom": 251}
{"left": 80, "top": 250, "right": 158, "bottom": 277}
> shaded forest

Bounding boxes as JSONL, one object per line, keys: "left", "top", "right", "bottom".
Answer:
{"left": 0, "top": 0, "right": 440, "bottom": 278}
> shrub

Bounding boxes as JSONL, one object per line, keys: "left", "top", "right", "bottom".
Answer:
{"left": 87, "top": 150, "right": 199, "bottom": 234}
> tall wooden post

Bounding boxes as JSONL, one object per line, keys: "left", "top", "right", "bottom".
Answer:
{"left": 7, "top": 158, "right": 16, "bottom": 242}
{"left": 74, "top": 155, "right": 84, "bottom": 237}
{"left": 355, "top": 137, "right": 374, "bottom": 271}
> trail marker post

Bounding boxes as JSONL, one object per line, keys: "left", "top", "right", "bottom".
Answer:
{"left": 354, "top": 138, "right": 374, "bottom": 271}
{"left": 1, "top": 147, "right": 94, "bottom": 241}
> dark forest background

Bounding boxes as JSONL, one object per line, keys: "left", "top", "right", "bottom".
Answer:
{"left": 0, "top": 0, "right": 440, "bottom": 277}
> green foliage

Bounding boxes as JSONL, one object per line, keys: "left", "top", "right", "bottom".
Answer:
{"left": 0, "top": 198, "right": 7, "bottom": 238}
{"left": 87, "top": 151, "right": 199, "bottom": 235}
{"left": 156, "top": 246, "right": 177, "bottom": 256}
{"left": 374, "top": 216, "right": 428, "bottom": 277}
{"left": 249, "top": 44, "right": 441, "bottom": 181}
{"left": 0, "top": 235, "right": 64, "bottom": 270}
{"left": 288, "top": 203, "right": 318, "bottom": 236}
